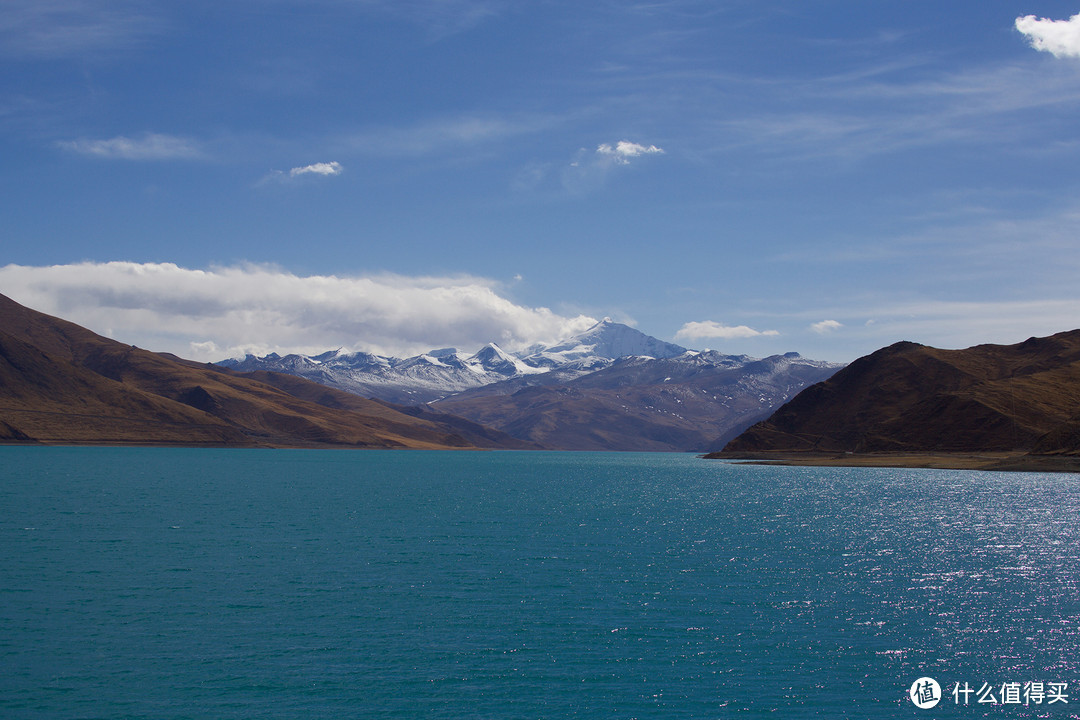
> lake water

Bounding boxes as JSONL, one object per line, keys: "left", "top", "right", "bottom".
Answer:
{"left": 1, "top": 447, "right": 1079, "bottom": 719}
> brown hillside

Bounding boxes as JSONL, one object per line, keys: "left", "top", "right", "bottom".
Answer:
{"left": 439, "top": 383, "right": 717, "bottom": 451}
{"left": 234, "top": 367, "right": 538, "bottom": 449}
{"left": 0, "top": 293, "right": 477, "bottom": 449}
{"left": 0, "top": 329, "right": 248, "bottom": 445}
{"left": 721, "top": 331, "right": 1080, "bottom": 455}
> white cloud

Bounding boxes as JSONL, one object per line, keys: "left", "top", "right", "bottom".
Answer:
{"left": 258, "top": 161, "right": 345, "bottom": 186}
{"left": 0, "top": 262, "right": 598, "bottom": 362}
{"left": 577, "top": 140, "right": 664, "bottom": 170}
{"left": 595, "top": 141, "right": 665, "bottom": 165}
{"left": 290, "top": 161, "right": 343, "bottom": 177}
{"left": 563, "top": 139, "right": 665, "bottom": 192}
{"left": 57, "top": 133, "right": 203, "bottom": 160}
{"left": 810, "top": 319, "right": 843, "bottom": 334}
{"left": 1016, "top": 13, "right": 1080, "bottom": 59}
{"left": 674, "top": 320, "right": 780, "bottom": 341}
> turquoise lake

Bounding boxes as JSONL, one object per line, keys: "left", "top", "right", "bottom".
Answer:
{"left": 2, "top": 447, "right": 1078, "bottom": 718}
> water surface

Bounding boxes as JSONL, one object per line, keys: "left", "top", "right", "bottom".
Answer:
{"left": 2, "top": 447, "right": 1078, "bottom": 718}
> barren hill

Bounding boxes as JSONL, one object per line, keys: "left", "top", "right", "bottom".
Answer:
{"left": 720, "top": 331, "right": 1080, "bottom": 456}
{"left": 0, "top": 293, "right": 483, "bottom": 449}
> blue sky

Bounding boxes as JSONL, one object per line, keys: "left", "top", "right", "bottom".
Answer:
{"left": 3, "top": 0, "right": 1080, "bottom": 362}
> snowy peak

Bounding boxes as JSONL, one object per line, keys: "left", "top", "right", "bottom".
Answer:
{"left": 470, "top": 343, "right": 544, "bottom": 377}
{"left": 216, "top": 319, "right": 806, "bottom": 405}
{"left": 524, "top": 319, "right": 686, "bottom": 365}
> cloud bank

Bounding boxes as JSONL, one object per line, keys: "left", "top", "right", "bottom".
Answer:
{"left": 674, "top": 320, "right": 779, "bottom": 341}
{"left": 1016, "top": 13, "right": 1080, "bottom": 58}
{"left": 0, "top": 262, "right": 597, "bottom": 361}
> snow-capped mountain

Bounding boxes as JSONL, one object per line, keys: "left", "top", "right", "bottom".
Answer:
{"left": 217, "top": 318, "right": 844, "bottom": 450}
{"left": 472, "top": 343, "right": 545, "bottom": 377}
{"left": 218, "top": 319, "right": 685, "bottom": 404}
{"left": 521, "top": 318, "right": 687, "bottom": 367}
{"left": 216, "top": 319, "right": 844, "bottom": 436}
{"left": 221, "top": 342, "right": 547, "bottom": 404}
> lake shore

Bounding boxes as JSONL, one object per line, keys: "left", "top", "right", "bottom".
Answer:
{"left": 705, "top": 450, "right": 1080, "bottom": 473}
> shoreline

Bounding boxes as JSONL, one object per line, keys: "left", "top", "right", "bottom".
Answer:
{"left": 705, "top": 451, "right": 1080, "bottom": 473}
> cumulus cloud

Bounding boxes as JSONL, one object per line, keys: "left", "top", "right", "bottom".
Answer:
{"left": 1016, "top": 13, "right": 1080, "bottom": 58}
{"left": 810, "top": 319, "right": 843, "bottom": 334}
{"left": 563, "top": 139, "right": 665, "bottom": 192}
{"left": 674, "top": 320, "right": 780, "bottom": 341}
{"left": 290, "top": 161, "right": 343, "bottom": 177}
{"left": 595, "top": 141, "right": 665, "bottom": 165}
{"left": 0, "top": 262, "right": 597, "bottom": 361}
{"left": 57, "top": 133, "right": 203, "bottom": 160}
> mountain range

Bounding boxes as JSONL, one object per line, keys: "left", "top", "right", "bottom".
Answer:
{"left": 220, "top": 319, "right": 843, "bottom": 451}
{"left": 6, "top": 288, "right": 1079, "bottom": 468}
{"left": 0, "top": 295, "right": 843, "bottom": 452}
{"left": 219, "top": 318, "right": 689, "bottom": 404}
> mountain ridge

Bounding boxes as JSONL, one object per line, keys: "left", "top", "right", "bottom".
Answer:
{"left": 217, "top": 318, "right": 689, "bottom": 404}
{"left": 713, "top": 330, "right": 1080, "bottom": 461}
{"left": 0, "top": 293, "right": 500, "bottom": 449}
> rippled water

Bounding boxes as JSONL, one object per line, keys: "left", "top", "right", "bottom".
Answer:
{"left": 1, "top": 447, "right": 1078, "bottom": 718}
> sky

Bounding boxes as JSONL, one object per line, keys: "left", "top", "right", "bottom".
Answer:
{"left": 3, "top": 0, "right": 1080, "bottom": 363}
